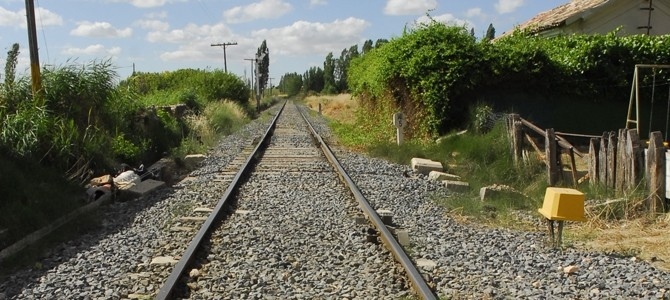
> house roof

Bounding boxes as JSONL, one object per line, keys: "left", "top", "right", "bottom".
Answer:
{"left": 508, "top": 0, "right": 611, "bottom": 34}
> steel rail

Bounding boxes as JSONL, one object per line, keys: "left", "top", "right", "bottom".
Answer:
{"left": 156, "top": 100, "right": 287, "bottom": 300}
{"left": 297, "top": 104, "right": 438, "bottom": 300}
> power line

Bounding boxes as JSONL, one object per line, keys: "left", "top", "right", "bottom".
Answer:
{"left": 211, "top": 42, "right": 237, "bottom": 73}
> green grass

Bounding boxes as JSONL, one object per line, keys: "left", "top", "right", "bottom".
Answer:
{"left": 0, "top": 151, "right": 85, "bottom": 250}
{"left": 333, "top": 117, "right": 549, "bottom": 224}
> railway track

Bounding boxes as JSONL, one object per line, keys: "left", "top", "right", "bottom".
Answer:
{"left": 156, "top": 102, "right": 436, "bottom": 299}
{"left": 3, "top": 102, "right": 669, "bottom": 299}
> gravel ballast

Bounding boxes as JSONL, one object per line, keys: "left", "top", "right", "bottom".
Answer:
{"left": 1, "top": 102, "right": 668, "bottom": 300}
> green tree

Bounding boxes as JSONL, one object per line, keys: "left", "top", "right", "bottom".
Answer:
{"left": 362, "top": 39, "right": 374, "bottom": 54}
{"left": 279, "top": 72, "right": 302, "bottom": 97}
{"left": 334, "top": 45, "right": 359, "bottom": 93}
{"left": 323, "top": 52, "right": 336, "bottom": 94}
{"left": 256, "top": 40, "right": 270, "bottom": 93}
{"left": 374, "top": 39, "right": 389, "bottom": 48}
{"left": 484, "top": 23, "right": 496, "bottom": 41}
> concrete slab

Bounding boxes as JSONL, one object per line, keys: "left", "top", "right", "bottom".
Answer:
{"left": 443, "top": 180, "right": 470, "bottom": 193}
{"left": 193, "top": 207, "right": 213, "bottom": 213}
{"left": 118, "top": 180, "right": 166, "bottom": 202}
{"left": 428, "top": 171, "right": 461, "bottom": 181}
{"left": 479, "top": 185, "right": 522, "bottom": 201}
{"left": 411, "top": 158, "right": 443, "bottom": 175}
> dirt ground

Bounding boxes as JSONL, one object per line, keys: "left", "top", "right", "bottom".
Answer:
{"left": 308, "top": 94, "right": 670, "bottom": 272}
{"left": 572, "top": 216, "right": 670, "bottom": 271}
{"left": 304, "top": 94, "right": 358, "bottom": 124}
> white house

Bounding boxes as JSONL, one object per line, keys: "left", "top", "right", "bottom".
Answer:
{"left": 503, "top": 0, "right": 670, "bottom": 37}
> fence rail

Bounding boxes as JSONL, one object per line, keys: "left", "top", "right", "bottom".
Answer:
{"left": 508, "top": 114, "right": 667, "bottom": 215}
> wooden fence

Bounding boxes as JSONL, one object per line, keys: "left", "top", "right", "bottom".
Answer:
{"left": 507, "top": 114, "right": 667, "bottom": 214}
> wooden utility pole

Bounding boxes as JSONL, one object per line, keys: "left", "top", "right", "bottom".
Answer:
{"left": 211, "top": 42, "right": 237, "bottom": 73}
{"left": 268, "top": 77, "right": 274, "bottom": 96}
{"left": 25, "top": 0, "right": 42, "bottom": 99}
{"left": 244, "top": 58, "right": 255, "bottom": 96}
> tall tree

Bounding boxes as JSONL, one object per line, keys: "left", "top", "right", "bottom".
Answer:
{"left": 323, "top": 52, "right": 336, "bottom": 94}
{"left": 484, "top": 23, "right": 496, "bottom": 41}
{"left": 362, "top": 39, "right": 373, "bottom": 54}
{"left": 256, "top": 40, "right": 270, "bottom": 93}
{"left": 279, "top": 72, "right": 302, "bottom": 97}
{"left": 374, "top": 39, "right": 389, "bottom": 48}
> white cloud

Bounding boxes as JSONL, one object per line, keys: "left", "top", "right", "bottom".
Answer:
{"left": 251, "top": 17, "right": 369, "bottom": 56}
{"left": 113, "top": 0, "right": 186, "bottom": 8}
{"left": 466, "top": 7, "right": 483, "bottom": 18}
{"left": 384, "top": 0, "right": 437, "bottom": 16}
{"left": 416, "top": 13, "right": 471, "bottom": 28}
{"left": 62, "top": 44, "right": 121, "bottom": 56}
{"left": 147, "top": 23, "right": 232, "bottom": 44}
{"left": 224, "top": 0, "right": 292, "bottom": 24}
{"left": 495, "top": 0, "right": 524, "bottom": 14}
{"left": 71, "top": 21, "right": 133, "bottom": 38}
{"left": 310, "top": 0, "right": 327, "bottom": 6}
{"left": 0, "top": 6, "right": 21, "bottom": 26}
{"left": 145, "top": 11, "right": 168, "bottom": 19}
{"left": 0, "top": 6, "right": 63, "bottom": 28}
{"left": 136, "top": 19, "right": 169, "bottom": 31}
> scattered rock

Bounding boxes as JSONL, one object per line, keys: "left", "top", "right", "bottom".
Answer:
{"left": 150, "top": 256, "right": 178, "bottom": 266}
{"left": 563, "top": 265, "right": 579, "bottom": 274}
{"left": 189, "top": 268, "right": 200, "bottom": 278}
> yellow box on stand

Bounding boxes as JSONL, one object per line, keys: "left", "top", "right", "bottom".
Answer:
{"left": 538, "top": 187, "right": 586, "bottom": 221}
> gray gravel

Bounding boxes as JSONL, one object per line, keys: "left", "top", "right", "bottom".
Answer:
{"left": 1, "top": 102, "right": 669, "bottom": 300}
{"left": 303, "top": 106, "right": 670, "bottom": 299}
{"left": 183, "top": 104, "right": 410, "bottom": 299}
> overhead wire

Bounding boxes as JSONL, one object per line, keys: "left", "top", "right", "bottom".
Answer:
{"left": 35, "top": 0, "right": 50, "bottom": 63}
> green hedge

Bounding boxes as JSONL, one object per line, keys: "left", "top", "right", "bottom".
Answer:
{"left": 349, "top": 22, "right": 670, "bottom": 138}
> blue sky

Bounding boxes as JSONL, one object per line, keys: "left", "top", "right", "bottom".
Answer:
{"left": 0, "top": 0, "right": 568, "bottom": 83}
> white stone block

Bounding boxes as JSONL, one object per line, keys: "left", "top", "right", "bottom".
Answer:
{"left": 411, "top": 158, "right": 443, "bottom": 175}
{"left": 443, "top": 180, "right": 469, "bottom": 193}
{"left": 428, "top": 171, "right": 461, "bottom": 181}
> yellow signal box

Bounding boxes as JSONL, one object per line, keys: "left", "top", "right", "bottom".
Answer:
{"left": 538, "top": 187, "right": 587, "bottom": 221}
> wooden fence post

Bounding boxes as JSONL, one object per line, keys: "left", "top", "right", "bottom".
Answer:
{"left": 625, "top": 129, "right": 643, "bottom": 190}
{"left": 607, "top": 132, "right": 617, "bottom": 189}
{"left": 599, "top": 133, "right": 608, "bottom": 186}
{"left": 647, "top": 132, "right": 666, "bottom": 214}
{"left": 546, "top": 128, "right": 559, "bottom": 186}
{"left": 509, "top": 114, "right": 523, "bottom": 165}
{"left": 589, "top": 138, "right": 599, "bottom": 187}
{"left": 615, "top": 129, "right": 626, "bottom": 194}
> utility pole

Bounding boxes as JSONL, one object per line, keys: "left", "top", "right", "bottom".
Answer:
{"left": 244, "top": 58, "right": 255, "bottom": 97}
{"left": 268, "top": 77, "right": 274, "bottom": 96}
{"left": 255, "top": 51, "right": 268, "bottom": 113}
{"left": 210, "top": 42, "right": 237, "bottom": 72}
{"left": 25, "top": 0, "right": 42, "bottom": 100}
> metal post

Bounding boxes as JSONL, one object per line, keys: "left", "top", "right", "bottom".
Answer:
{"left": 255, "top": 58, "right": 260, "bottom": 113}
{"left": 25, "top": 0, "right": 42, "bottom": 100}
